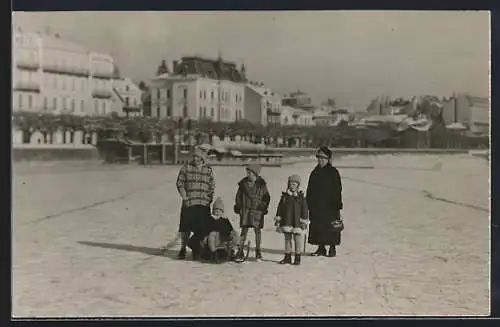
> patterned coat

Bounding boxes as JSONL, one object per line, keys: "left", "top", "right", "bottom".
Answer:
{"left": 276, "top": 190, "right": 309, "bottom": 234}
{"left": 234, "top": 177, "right": 270, "bottom": 229}
{"left": 176, "top": 161, "right": 215, "bottom": 207}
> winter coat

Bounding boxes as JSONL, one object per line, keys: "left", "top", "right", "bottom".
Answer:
{"left": 275, "top": 190, "right": 309, "bottom": 235}
{"left": 234, "top": 177, "right": 271, "bottom": 229}
{"left": 306, "top": 162, "right": 343, "bottom": 245}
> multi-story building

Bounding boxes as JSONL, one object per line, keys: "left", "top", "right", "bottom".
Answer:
{"left": 313, "top": 107, "right": 350, "bottom": 126}
{"left": 244, "top": 81, "right": 282, "bottom": 125}
{"left": 111, "top": 77, "right": 143, "bottom": 117}
{"left": 282, "top": 90, "right": 316, "bottom": 112}
{"left": 442, "top": 94, "right": 489, "bottom": 134}
{"left": 149, "top": 56, "right": 246, "bottom": 122}
{"left": 280, "top": 106, "right": 314, "bottom": 126}
{"left": 12, "top": 26, "right": 115, "bottom": 116}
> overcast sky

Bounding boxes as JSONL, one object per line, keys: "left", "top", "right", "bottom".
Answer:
{"left": 14, "top": 11, "right": 489, "bottom": 111}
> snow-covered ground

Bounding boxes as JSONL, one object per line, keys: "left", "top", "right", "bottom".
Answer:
{"left": 12, "top": 154, "right": 490, "bottom": 317}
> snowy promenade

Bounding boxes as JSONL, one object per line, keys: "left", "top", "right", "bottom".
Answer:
{"left": 12, "top": 154, "right": 489, "bottom": 317}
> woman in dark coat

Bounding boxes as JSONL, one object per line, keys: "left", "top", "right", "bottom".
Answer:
{"left": 306, "top": 146, "right": 343, "bottom": 257}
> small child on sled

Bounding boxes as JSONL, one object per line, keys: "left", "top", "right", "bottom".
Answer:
{"left": 274, "top": 174, "right": 309, "bottom": 265}
{"left": 196, "top": 197, "right": 240, "bottom": 263}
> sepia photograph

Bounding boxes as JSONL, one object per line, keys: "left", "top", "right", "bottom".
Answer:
{"left": 11, "top": 11, "right": 490, "bottom": 317}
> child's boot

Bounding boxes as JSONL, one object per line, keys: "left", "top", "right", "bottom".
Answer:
{"left": 293, "top": 254, "right": 301, "bottom": 265}
{"left": 255, "top": 248, "right": 263, "bottom": 261}
{"left": 279, "top": 253, "right": 292, "bottom": 264}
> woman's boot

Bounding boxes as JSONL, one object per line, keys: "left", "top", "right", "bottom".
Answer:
{"left": 328, "top": 245, "right": 336, "bottom": 257}
{"left": 311, "top": 246, "right": 326, "bottom": 256}
{"left": 293, "top": 254, "right": 301, "bottom": 265}
{"left": 279, "top": 253, "right": 292, "bottom": 264}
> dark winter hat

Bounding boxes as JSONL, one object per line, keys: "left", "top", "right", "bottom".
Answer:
{"left": 246, "top": 163, "right": 262, "bottom": 176}
{"left": 288, "top": 174, "right": 301, "bottom": 185}
{"left": 212, "top": 197, "right": 225, "bottom": 212}
{"left": 316, "top": 146, "right": 332, "bottom": 159}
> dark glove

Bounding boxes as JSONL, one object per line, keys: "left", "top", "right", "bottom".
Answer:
{"left": 233, "top": 205, "right": 240, "bottom": 214}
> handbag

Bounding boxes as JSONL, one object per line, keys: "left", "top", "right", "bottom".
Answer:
{"left": 332, "top": 215, "right": 344, "bottom": 232}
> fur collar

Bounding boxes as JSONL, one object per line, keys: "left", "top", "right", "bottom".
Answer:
{"left": 238, "top": 176, "right": 266, "bottom": 187}
{"left": 282, "top": 190, "right": 304, "bottom": 197}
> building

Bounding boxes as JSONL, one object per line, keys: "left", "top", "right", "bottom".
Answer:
{"left": 280, "top": 106, "right": 314, "bottom": 126}
{"left": 244, "top": 81, "right": 282, "bottom": 125}
{"left": 282, "top": 90, "right": 316, "bottom": 112}
{"left": 111, "top": 76, "right": 143, "bottom": 117}
{"left": 12, "top": 26, "right": 115, "bottom": 116}
{"left": 366, "top": 96, "right": 417, "bottom": 116}
{"left": 149, "top": 56, "right": 245, "bottom": 122}
{"left": 441, "top": 94, "right": 489, "bottom": 134}
{"left": 313, "top": 107, "right": 350, "bottom": 126}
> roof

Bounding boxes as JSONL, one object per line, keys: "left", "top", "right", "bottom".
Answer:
{"left": 173, "top": 56, "right": 245, "bottom": 83}
{"left": 40, "top": 34, "right": 90, "bottom": 54}
{"left": 246, "top": 83, "right": 281, "bottom": 100}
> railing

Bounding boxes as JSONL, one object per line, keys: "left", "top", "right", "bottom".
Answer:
{"left": 92, "top": 89, "right": 113, "bottom": 99}
{"left": 13, "top": 81, "right": 40, "bottom": 92}
{"left": 16, "top": 60, "right": 40, "bottom": 70}
{"left": 42, "top": 64, "right": 90, "bottom": 77}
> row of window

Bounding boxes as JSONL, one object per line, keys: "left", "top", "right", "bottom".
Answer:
{"left": 16, "top": 93, "right": 109, "bottom": 114}
{"left": 15, "top": 71, "right": 113, "bottom": 92}
{"left": 152, "top": 87, "right": 242, "bottom": 105}
{"left": 199, "top": 89, "right": 243, "bottom": 103}
{"left": 198, "top": 106, "right": 242, "bottom": 120}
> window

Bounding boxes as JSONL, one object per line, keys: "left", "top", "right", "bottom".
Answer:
{"left": 52, "top": 98, "right": 57, "bottom": 110}
{"left": 211, "top": 108, "right": 214, "bottom": 117}
{"left": 18, "top": 94, "right": 22, "bottom": 108}
{"left": 200, "top": 90, "right": 203, "bottom": 99}
{"left": 167, "top": 89, "right": 171, "bottom": 99}
{"left": 125, "top": 85, "right": 129, "bottom": 92}
{"left": 184, "top": 89, "right": 188, "bottom": 99}
{"left": 204, "top": 90, "right": 207, "bottom": 99}
{"left": 43, "top": 97, "right": 48, "bottom": 110}
{"left": 199, "top": 106, "right": 203, "bottom": 117}
{"left": 28, "top": 95, "right": 32, "bottom": 108}
{"left": 157, "top": 105, "right": 160, "bottom": 118}
{"left": 157, "top": 89, "right": 160, "bottom": 99}
{"left": 102, "top": 101, "right": 106, "bottom": 114}
{"left": 167, "top": 106, "right": 172, "bottom": 117}
{"left": 183, "top": 105, "right": 188, "bottom": 117}
{"left": 211, "top": 91, "right": 214, "bottom": 99}
{"left": 71, "top": 99, "right": 76, "bottom": 112}
{"left": 133, "top": 98, "right": 137, "bottom": 107}
{"left": 81, "top": 100, "right": 85, "bottom": 112}
{"left": 125, "top": 97, "right": 130, "bottom": 106}
{"left": 94, "top": 100, "right": 99, "bottom": 113}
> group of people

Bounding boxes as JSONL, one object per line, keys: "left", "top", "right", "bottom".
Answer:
{"left": 174, "top": 145, "right": 344, "bottom": 265}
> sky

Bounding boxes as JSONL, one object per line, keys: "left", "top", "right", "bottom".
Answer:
{"left": 13, "top": 11, "right": 490, "bottom": 111}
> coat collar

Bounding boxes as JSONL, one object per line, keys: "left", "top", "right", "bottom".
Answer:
{"left": 238, "top": 176, "right": 266, "bottom": 187}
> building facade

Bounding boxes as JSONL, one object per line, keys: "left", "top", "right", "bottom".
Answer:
{"left": 244, "top": 82, "right": 282, "bottom": 126}
{"left": 111, "top": 77, "right": 143, "bottom": 117}
{"left": 149, "top": 56, "right": 245, "bottom": 122}
{"left": 442, "top": 94, "right": 489, "bottom": 134}
{"left": 282, "top": 90, "right": 316, "bottom": 112}
{"left": 280, "top": 106, "right": 314, "bottom": 126}
{"left": 12, "top": 26, "right": 115, "bottom": 116}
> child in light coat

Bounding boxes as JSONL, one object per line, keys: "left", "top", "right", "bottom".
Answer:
{"left": 274, "top": 174, "right": 309, "bottom": 265}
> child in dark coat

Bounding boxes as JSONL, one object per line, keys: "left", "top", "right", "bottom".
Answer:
{"left": 192, "top": 197, "right": 240, "bottom": 263}
{"left": 274, "top": 174, "right": 309, "bottom": 265}
{"left": 234, "top": 164, "right": 271, "bottom": 262}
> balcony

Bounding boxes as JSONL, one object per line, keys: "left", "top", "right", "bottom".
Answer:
{"left": 92, "top": 70, "right": 114, "bottom": 79}
{"left": 42, "top": 64, "right": 90, "bottom": 77}
{"left": 13, "top": 81, "right": 40, "bottom": 93}
{"left": 266, "top": 108, "right": 281, "bottom": 116}
{"left": 92, "top": 89, "right": 113, "bottom": 99}
{"left": 16, "top": 59, "right": 40, "bottom": 71}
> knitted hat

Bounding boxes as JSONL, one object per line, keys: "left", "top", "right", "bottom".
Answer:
{"left": 288, "top": 174, "right": 301, "bottom": 185}
{"left": 246, "top": 163, "right": 262, "bottom": 176}
{"left": 192, "top": 147, "right": 207, "bottom": 161}
{"left": 212, "top": 197, "right": 224, "bottom": 212}
{"left": 316, "top": 146, "right": 332, "bottom": 159}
